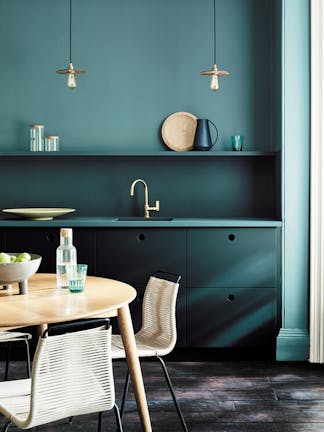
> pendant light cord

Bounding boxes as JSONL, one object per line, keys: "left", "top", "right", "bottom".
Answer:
{"left": 213, "top": 0, "right": 216, "bottom": 64}
{"left": 69, "top": 0, "right": 72, "bottom": 63}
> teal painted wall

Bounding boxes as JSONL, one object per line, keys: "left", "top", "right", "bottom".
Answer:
{"left": 0, "top": 0, "right": 281, "bottom": 219}
{"left": 276, "top": 0, "right": 310, "bottom": 361}
{"left": 0, "top": 0, "right": 275, "bottom": 153}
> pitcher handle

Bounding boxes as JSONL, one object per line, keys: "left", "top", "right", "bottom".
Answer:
{"left": 208, "top": 120, "right": 219, "bottom": 147}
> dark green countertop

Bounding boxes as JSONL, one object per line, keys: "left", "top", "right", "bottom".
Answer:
{"left": 0, "top": 217, "right": 282, "bottom": 228}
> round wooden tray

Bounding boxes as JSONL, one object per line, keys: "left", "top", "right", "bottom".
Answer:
{"left": 161, "top": 112, "right": 197, "bottom": 151}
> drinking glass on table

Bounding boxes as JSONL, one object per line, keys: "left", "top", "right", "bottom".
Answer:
{"left": 66, "top": 264, "right": 88, "bottom": 293}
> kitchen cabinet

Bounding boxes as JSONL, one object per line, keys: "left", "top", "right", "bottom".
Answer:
{"left": 4, "top": 228, "right": 96, "bottom": 275}
{"left": 96, "top": 228, "right": 187, "bottom": 344}
{"left": 0, "top": 225, "right": 281, "bottom": 351}
{"left": 187, "top": 287, "right": 277, "bottom": 347}
{"left": 188, "top": 228, "right": 280, "bottom": 288}
{"left": 0, "top": 230, "right": 5, "bottom": 251}
{"left": 186, "top": 228, "right": 280, "bottom": 348}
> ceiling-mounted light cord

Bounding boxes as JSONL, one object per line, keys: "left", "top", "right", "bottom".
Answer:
{"left": 56, "top": 0, "right": 86, "bottom": 88}
{"left": 69, "top": 0, "right": 72, "bottom": 63}
{"left": 213, "top": 0, "right": 216, "bottom": 65}
{"left": 200, "top": 0, "right": 229, "bottom": 91}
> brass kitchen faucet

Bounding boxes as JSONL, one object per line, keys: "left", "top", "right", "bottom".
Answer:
{"left": 130, "top": 179, "right": 160, "bottom": 218}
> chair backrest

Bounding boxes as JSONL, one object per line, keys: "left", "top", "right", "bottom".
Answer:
{"left": 137, "top": 272, "right": 181, "bottom": 354}
{"left": 13, "top": 320, "right": 115, "bottom": 429}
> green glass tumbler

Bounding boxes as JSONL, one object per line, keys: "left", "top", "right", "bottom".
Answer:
{"left": 231, "top": 135, "right": 244, "bottom": 151}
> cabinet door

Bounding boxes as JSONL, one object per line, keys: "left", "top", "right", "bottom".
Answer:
{"left": 0, "top": 230, "right": 5, "bottom": 251}
{"left": 96, "top": 228, "right": 186, "bottom": 345}
{"left": 188, "top": 228, "right": 280, "bottom": 288}
{"left": 187, "top": 287, "right": 277, "bottom": 347}
{"left": 4, "top": 228, "right": 95, "bottom": 274}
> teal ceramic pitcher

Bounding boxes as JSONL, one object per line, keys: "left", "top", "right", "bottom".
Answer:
{"left": 193, "top": 119, "right": 218, "bottom": 151}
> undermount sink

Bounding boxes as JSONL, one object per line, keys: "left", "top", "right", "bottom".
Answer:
{"left": 117, "top": 217, "right": 173, "bottom": 221}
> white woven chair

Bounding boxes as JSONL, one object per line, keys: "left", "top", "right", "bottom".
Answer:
{"left": 112, "top": 271, "right": 188, "bottom": 432}
{"left": 0, "top": 331, "right": 31, "bottom": 380}
{"left": 0, "top": 318, "right": 123, "bottom": 432}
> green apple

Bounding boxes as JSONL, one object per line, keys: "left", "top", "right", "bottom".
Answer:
{"left": 16, "top": 252, "right": 32, "bottom": 262}
{"left": 10, "top": 255, "right": 17, "bottom": 262}
{"left": 0, "top": 252, "right": 11, "bottom": 264}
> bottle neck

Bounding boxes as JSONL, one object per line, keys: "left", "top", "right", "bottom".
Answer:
{"left": 60, "top": 235, "right": 72, "bottom": 246}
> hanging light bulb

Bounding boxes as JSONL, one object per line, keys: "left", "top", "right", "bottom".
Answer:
{"left": 200, "top": 0, "right": 229, "bottom": 91}
{"left": 210, "top": 74, "right": 219, "bottom": 91}
{"left": 56, "top": 0, "right": 86, "bottom": 89}
{"left": 210, "top": 66, "right": 219, "bottom": 91}
{"left": 67, "top": 71, "right": 76, "bottom": 89}
{"left": 66, "top": 63, "right": 77, "bottom": 89}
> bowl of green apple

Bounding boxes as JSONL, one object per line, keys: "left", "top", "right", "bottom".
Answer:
{"left": 0, "top": 252, "right": 42, "bottom": 295}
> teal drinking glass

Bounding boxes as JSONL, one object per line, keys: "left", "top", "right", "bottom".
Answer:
{"left": 231, "top": 135, "right": 244, "bottom": 151}
{"left": 66, "top": 264, "right": 88, "bottom": 293}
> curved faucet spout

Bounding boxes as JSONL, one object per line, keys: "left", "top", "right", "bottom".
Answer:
{"left": 129, "top": 178, "right": 159, "bottom": 218}
{"left": 130, "top": 179, "right": 148, "bottom": 201}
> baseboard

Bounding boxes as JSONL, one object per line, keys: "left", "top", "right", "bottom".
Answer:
{"left": 276, "top": 328, "right": 310, "bottom": 361}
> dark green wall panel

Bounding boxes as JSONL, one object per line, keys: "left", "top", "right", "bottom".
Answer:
{"left": 0, "top": 158, "right": 277, "bottom": 218}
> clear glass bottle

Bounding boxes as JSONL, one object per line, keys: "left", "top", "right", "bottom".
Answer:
{"left": 30, "top": 125, "right": 44, "bottom": 151}
{"left": 56, "top": 228, "right": 77, "bottom": 289}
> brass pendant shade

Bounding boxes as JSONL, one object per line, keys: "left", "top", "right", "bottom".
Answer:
{"left": 200, "top": 0, "right": 229, "bottom": 91}
{"left": 56, "top": 0, "right": 86, "bottom": 89}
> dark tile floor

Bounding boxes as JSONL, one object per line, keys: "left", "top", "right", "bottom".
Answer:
{"left": 1, "top": 359, "right": 324, "bottom": 431}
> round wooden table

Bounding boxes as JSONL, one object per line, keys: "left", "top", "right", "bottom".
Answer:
{"left": 0, "top": 273, "right": 152, "bottom": 432}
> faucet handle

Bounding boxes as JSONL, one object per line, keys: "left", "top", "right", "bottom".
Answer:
{"left": 147, "top": 200, "right": 160, "bottom": 212}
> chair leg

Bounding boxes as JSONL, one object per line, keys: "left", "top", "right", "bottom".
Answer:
{"left": 98, "top": 411, "right": 103, "bottom": 432}
{"left": 114, "top": 403, "right": 124, "bottom": 432}
{"left": 156, "top": 356, "right": 188, "bottom": 432}
{"left": 120, "top": 370, "right": 130, "bottom": 418}
{"left": 4, "top": 342, "right": 11, "bottom": 380}
{"left": 24, "top": 339, "right": 31, "bottom": 378}
{"left": 2, "top": 420, "right": 11, "bottom": 432}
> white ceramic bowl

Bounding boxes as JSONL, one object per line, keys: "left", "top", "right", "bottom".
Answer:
{"left": 0, "top": 254, "right": 42, "bottom": 294}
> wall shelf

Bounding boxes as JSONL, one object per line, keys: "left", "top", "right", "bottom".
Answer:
{"left": 0, "top": 151, "right": 279, "bottom": 159}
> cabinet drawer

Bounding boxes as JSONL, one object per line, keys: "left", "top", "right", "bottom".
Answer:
{"left": 188, "top": 228, "right": 280, "bottom": 287}
{"left": 96, "top": 228, "right": 187, "bottom": 346}
{"left": 96, "top": 228, "right": 186, "bottom": 286}
{"left": 4, "top": 228, "right": 95, "bottom": 274}
{"left": 187, "top": 287, "right": 277, "bottom": 347}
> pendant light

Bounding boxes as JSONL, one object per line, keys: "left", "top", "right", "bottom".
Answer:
{"left": 200, "top": 0, "right": 229, "bottom": 91}
{"left": 56, "top": 0, "right": 86, "bottom": 89}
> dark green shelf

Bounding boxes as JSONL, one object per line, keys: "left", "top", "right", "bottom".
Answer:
{"left": 0, "top": 150, "right": 279, "bottom": 159}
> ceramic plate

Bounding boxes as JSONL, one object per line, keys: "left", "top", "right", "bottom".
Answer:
{"left": 2, "top": 208, "right": 75, "bottom": 220}
{"left": 161, "top": 111, "right": 197, "bottom": 151}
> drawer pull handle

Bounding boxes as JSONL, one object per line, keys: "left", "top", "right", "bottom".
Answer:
{"left": 137, "top": 233, "right": 145, "bottom": 241}
{"left": 227, "top": 294, "right": 235, "bottom": 302}
{"left": 228, "top": 233, "right": 235, "bottom": 241}
{"left": 46, "top": 233, "right": 55, "bottom": 242}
